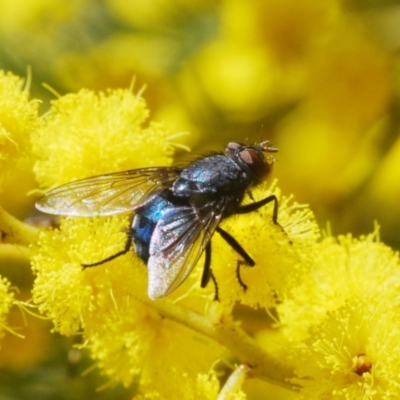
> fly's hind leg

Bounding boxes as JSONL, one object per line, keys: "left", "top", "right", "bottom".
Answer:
{"left": 81, "top": 231, "right": 132, "bottom": 269}
{"left": 201, "top": 241, "right": 219, "bottom": 301}
{"left": 216, "top": 226, "right": 255, "bottom": 291}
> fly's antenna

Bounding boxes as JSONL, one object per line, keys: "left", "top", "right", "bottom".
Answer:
{"left": 260, "top": 140, "right": 278, "bottom": 153}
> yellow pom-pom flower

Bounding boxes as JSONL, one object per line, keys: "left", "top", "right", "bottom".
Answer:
{"left": 0, "top": 70, "right": 40, "bottom": 190}
{"left": 0, "top": 276, "right": 14, "bottom": 342}
{"left": 292, "top": 298, "right": 400, "bottom": 399}
{"left": 31, "top": 215, "right": 136, "bottom": 335}
{"left": 30, "top": 83, "right": 305, "bottom": 395}
{"left": 132, "top": 370, "right": 223, "bottom": 400}
{"left": 32, "top": 87, "right": 175, "bottom": 190}
{"left": 278, "top": 228, "right": 400, "bottom": 342}
{"left": 212, "top": 180, "right": 320, "bottom": 309}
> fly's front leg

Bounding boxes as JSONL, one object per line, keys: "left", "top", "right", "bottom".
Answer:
{"left": 236, "top": 194, "right": 278, "bottom": 222}
{"left": 221, "top": 194, "right": 288, "bottom": 292}
{"left": 236, "top": 194, "right": 287, "bottom": 234}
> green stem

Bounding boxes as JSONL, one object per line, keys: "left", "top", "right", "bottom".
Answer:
{"left": 135, "top": 294, "right": 299, "bottom": 392}
{"left": 0, "top": 205, "right": 39, "bottom": 246}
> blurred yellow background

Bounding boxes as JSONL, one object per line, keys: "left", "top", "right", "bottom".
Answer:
{"left": 0, "top": 0, "right": 399, "bottom": 398}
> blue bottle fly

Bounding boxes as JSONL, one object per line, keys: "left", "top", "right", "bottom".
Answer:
{"left": 36, "top": 141, "right": 280, "bottom": 299}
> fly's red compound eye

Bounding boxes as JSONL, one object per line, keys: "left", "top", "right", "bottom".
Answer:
{"left": 238, "top": 148, "right": 270, "bottom": 179}
{"left": 225, "top": 141, "right": 277, "bottom": 180}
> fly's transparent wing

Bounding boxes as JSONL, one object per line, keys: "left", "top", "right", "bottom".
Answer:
{"left": 36, "top": 167, "right": 182, "bottom": 216}
{"left": 147, "top": 198, "right": 228, "bottom": 299}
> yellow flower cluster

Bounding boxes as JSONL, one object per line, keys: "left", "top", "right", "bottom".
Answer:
{"left": 0, "top": 0, "right": 400, "bottom": 400}
{"left": 277, "top": 230, "right": 400, "bottom": 398}
{"left": 32, "top": 87, "right": 174, "bottom": 189}
{"left": 0, "top": 276, "right": 14, "bottom": 342}
{"left": 212, "top": 181, "right": 320, "bottom": 309}
{"left": 0, "top": 70, "right": 39, "bottom": 189}
{"left": 26, "top": 77, "right": 400, "bottom": 398}
{"left": 0, "top": 63, "right": 398, "bottom": 398}
{"left": 132, "top": 370, "right": 223, "bottom": 400}
{"left": 0, "top": 71, "right": 34, "bottom": 345}
{"left": 22, "top": 66, "right": 400, "bottom": 398}
{"left": 32, "top": 79, "right": 310, "bottom": 398}
{"left": 0, "top": 0, "right": 398, "bottom": 393}
{"left": 294, "top": 298, "right": 400, "bottom": 399}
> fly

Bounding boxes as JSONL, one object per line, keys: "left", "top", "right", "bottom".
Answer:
{"left": 36, "top": 141, "right": 280, "bottom": 300}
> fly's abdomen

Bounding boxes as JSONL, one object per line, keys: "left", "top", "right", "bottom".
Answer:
{"left": 131, "top": 191, "right": 173, "bottom": 263}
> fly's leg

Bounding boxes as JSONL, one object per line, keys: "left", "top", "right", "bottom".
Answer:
{"left": 201, "top": 241, "right": 219, "bottom": 301}
{"left": 236, "top": 260, "right": 249, "bottom": 291}
{"left": 236, "top": 194, "right": 279, "bottom": 224}
{"left": 82, "top": 232, "right": 132, "bottom": 269}
{"left": 216, "top": 226, "right": 255, "bottom": 291}
{"left": 216, "top": 195, "right": 286, "bottom": 292}
{"left": 200, "top": 241, "right": 212, "bottom": 287}
{"left": 237, "top": 194, "right": 289, "bottom": 237}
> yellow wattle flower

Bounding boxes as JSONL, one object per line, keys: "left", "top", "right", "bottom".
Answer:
{"left": 30, "top": 83, "right": 305, "bottom": 394}
{"left": 212, "top": 180, "right": 320, "bottom": 309}
{"left": 278, "top": 228, "right": 400, "bottom": 342}
{"left": 0, "top": 70, "right": 40, "bottom": 190}
{"left": 32, "top": 87, "right": 174, "bottom": 190}
{"left": 0, "top": 276, "right": 14, "bottom": 342}
{"left": 292, "top": 298, "right": 400, "bottom": 399}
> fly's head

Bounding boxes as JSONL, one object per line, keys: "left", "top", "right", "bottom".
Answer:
{"left": 225, "top": 141, "right": 278, "bottom": 182}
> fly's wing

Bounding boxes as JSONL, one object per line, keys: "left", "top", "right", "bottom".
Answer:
{"left": 147, "top": 198, "right": 228, "bottom": 299}
{"left": 36, "top": 167, "right": 182, "bottom": 216}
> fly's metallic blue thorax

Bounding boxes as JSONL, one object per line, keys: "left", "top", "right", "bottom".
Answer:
{"left": 172, "top": 154, "right": 252, "bottom": 197}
